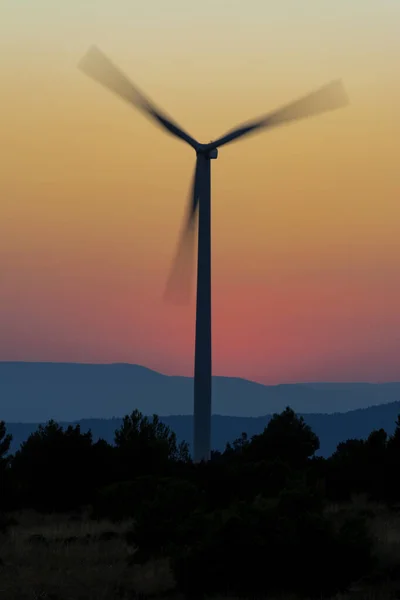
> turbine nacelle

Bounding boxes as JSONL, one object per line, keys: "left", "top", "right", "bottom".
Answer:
{"left": 196, "top": 144, "right": 218, "bottom": 159}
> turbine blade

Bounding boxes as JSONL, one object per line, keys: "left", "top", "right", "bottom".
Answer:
{"left": 164, "top": 159, "right": 202, "bottom": 304}
{"left": 78, "top": 45, "right": 199, "bottom": 149}
{"left": 208, "top": 79, "right": 349, "bottom": 150}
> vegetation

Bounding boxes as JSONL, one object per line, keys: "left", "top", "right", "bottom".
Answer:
{"left": 2, "top": 406, "right": 400, "bottom": 599}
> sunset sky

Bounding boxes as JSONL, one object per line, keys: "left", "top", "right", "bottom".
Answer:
{"left": 1, "top": 0, "right": 400, "bottom": 384}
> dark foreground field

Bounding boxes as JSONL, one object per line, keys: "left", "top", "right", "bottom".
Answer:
{"left": 1, "top": 498, "right": 400, "bottom": 600}
{"left": 3, "top": 409, "right": 400, "bottom": 599}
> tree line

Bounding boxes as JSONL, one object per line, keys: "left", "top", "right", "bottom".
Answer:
{"left": 1, "top": 406, "right": 400, "bottom": 598}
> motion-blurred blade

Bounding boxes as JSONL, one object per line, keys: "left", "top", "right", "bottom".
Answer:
{"left": 207, "top": 79, "right": 349, "bottom": 150}
{"left": 164, "top": 160, "right": 202, "bottom": 304}
{"left": 78, "top": 45, "right": 199, "bottom": 149}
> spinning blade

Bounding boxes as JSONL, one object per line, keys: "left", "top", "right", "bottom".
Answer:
{"left": 79, "top": 45, "right": 199, "bottom": 149}
{"left": 164, "top": 158, "right": 203, "bottom": 304}
{"left": 207, "top": 79, "right": 349, "bottom": 150}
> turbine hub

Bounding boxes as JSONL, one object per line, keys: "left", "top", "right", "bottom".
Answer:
{"left": 196, "top": 144, "right": 218, "bottom": 159}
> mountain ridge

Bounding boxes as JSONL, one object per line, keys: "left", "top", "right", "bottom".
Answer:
{"left": 1, "top": 361, "right": 400, "bottom": 422}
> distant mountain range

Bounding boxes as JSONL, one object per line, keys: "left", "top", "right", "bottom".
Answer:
{"left": 5, "top": 401, "right": 400, "bottom": 458}
{"left": 1, "top": 361, "right": 400, "bottom": 422}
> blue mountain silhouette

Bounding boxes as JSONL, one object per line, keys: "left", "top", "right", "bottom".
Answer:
{"left": 1, "top": 361, "right": 400, "bottom": 422}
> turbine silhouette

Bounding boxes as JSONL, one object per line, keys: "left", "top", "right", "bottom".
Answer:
{"left": 78, "top": 46, "right": 349, "bottom": 463}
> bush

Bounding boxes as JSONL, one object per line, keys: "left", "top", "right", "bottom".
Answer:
{"left": 125, "top": 476, "right": 203, "bottom": 563}
{"left": 90, "top": 480, "right": 140, "bottom": 522}
{"left": 0, "top": 511, "right": 18, "bottom": 535}
{"left": 170, "top": 488, "right": 375, "bottom": 599}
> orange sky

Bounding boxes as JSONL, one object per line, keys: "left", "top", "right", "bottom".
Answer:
{"left": 1, "top": 1, "right": 400, "bottom": 384}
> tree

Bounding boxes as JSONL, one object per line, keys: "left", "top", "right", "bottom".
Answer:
{"left": 329, "top": 438, "right": 367, "bottom": 500}
{"left": 387, "top": 414, "right": 400, "bottom": 453}
{"left": 365, "top": 429, "right": 387, "bottom": 499}
{"left": 0, "top": 420, "right": 12, "bottom": 469}
{"left": 0, "top": 421, "right": 12, "bottom": 510}
{"left": 385, "top": 414, "right": 400, "bottom": 502}
{"left": 327, "top": 430, "right": 388, "bottom": 502}
{"left": 224, "top": 432, "right": 250, "bottom": 456}
{"left": 114, "top": 409, "right": 190, "bottom": 478}
{"left": 11, "top": 420, "right": 95, "bottom": 511}
{"left": 91, "top": 437, "right": 117, "bottom": 485}
{"left": 244, "top": 407, "right": 320, "bottom": 468}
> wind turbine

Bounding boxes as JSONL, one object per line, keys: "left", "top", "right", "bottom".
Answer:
{"left": 78, "top": 46, "right": 349, "bottom": 463}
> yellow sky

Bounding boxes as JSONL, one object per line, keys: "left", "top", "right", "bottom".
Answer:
{"left": 1, "top": 0, "right": 400, "bottom": 383}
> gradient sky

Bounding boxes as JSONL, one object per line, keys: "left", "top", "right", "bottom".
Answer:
{"left": 1, "top": 0, "right": 400, "bottom": 384}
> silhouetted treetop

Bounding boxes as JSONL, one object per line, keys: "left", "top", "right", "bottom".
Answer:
{"left": 0, "top": 420, "right": 12, "bottom": 466}
{"left": 114, "top": 409, "right": 190, "bottom": 477}
{"left": 244, "top": 407, "right": 320, "bottom": 467}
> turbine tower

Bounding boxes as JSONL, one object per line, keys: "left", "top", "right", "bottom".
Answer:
{"left": 78, "top": 46, "right": 349, "bottom": 463}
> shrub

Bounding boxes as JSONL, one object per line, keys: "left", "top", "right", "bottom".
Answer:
{"left": 91, "top": 480, "right": 140, "bottom": 522}
{"left": 170, "top": 488, "right": 375, "bottom": 598}
{"left": 125, "top": 476, "right": 203, "bottom": 563}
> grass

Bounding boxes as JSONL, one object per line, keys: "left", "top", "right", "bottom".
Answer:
{"left": 1, "top": 501, "right": 400, "bottom": 600}
{"left": 0, "top": 510, "right": 174, "bottom": 600}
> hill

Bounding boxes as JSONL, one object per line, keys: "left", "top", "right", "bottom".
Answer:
{"left": 1, "top": 361, "right": 400, "bottom": 421}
